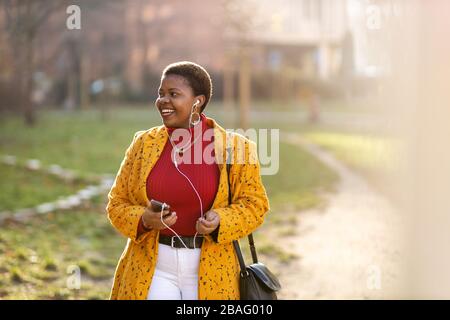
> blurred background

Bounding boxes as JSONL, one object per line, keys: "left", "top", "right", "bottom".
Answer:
{"left": 1, "top": 0, "right": 450, "bottom": 300}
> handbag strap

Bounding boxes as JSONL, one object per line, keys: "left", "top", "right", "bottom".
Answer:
{"left": 226, "top": 147, "right": 259, "bottom": 265}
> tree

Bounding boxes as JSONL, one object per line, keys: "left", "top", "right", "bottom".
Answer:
{"left": 0, "top": 0, "right": 69, "bottom": 126}
{"left": 223, "top": 0, "right": 257, "bottom": 130}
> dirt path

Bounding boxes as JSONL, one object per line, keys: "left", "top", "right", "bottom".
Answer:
{"left": 275, "top": 133, "right": 406, "bottom": 299}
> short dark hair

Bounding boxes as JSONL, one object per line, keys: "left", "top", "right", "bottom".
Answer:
{"left": 162, "top": 61, "right": 213, "bottom": 112}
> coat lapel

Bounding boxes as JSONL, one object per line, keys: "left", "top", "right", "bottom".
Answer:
{"left": 138, "top": 126, "right": 168, "bottom": 206}
{"left": 207, "top": 116, "right": 230, "bottom": 210}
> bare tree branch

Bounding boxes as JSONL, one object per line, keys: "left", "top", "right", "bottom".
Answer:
{"left": 31, "top": 0, "right": 69, "bottom": 33}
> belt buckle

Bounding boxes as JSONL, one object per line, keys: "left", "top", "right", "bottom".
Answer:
{"left": 171, "top": 236, "right": 176, "bottom": 248}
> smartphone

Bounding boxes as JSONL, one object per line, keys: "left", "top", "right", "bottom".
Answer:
{"left": 150, "top": 199, "right": 172, "bottom": 218}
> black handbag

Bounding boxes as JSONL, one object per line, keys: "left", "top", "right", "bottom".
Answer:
{"left": 226, "top": 157, "right": 281, "bottom": 300}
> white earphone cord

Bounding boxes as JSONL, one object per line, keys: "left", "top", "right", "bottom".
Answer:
{"left": 160, "top": 102, "right": 203, "bottom": 250}
{"left": 159, "top": 202, "right": 190, "bottom": 249}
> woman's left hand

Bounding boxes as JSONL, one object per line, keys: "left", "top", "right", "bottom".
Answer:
{"left": 196, "top": 210, "right": 220, "bottom": 235}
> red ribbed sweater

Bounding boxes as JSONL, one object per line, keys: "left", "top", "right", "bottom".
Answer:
{"left": 142, "top": 113, "right": 220, "bottom": 236}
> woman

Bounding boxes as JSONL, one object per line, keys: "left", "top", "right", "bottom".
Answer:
{"left": 107, "top": 61, "right": 270, "bottom": 300}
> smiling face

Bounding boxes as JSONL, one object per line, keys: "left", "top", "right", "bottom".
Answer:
{"left": 155, "top": 74, "right": 204, "bottom": 129}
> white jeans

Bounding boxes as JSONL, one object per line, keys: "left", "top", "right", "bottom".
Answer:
{"left": 147, "top": 243, "right": 201, "bottom": 300}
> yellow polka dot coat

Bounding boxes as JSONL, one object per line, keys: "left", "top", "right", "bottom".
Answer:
{"left": 106, "top": 116, "right": 270, "bottom": 300}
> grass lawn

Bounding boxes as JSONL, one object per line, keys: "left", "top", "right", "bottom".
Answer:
{"left": 0, "top": 164, "right": 87, "bottom": 212}
{"left": 0, "top": 203, "right": 122, "bottom": 299}
{"left": 0, "top": 108, "right": 159, "bottom": 176}
{"left": 263, "top": 142, "right": 338, "bottom": 212}
{"left": 301, "top": 130, "right": 402, "bottom": 199}
{"left": 303, "top": 131, "right": 397, "bottom": 172}
{"left": 0, "top": 106, "right": 339, "bottom": 299}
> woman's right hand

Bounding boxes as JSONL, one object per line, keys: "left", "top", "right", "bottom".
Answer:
{"left": 141, "top": 202, "right": 177, "bottom": 230}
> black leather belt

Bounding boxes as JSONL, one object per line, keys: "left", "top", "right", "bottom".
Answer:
{"left": 159, "top": 235, "right": 203, "bottom": 249}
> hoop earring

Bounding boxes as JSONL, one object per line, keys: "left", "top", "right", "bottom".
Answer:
{"left": 190, "top": 112, "right": 201, "bottom": 126}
